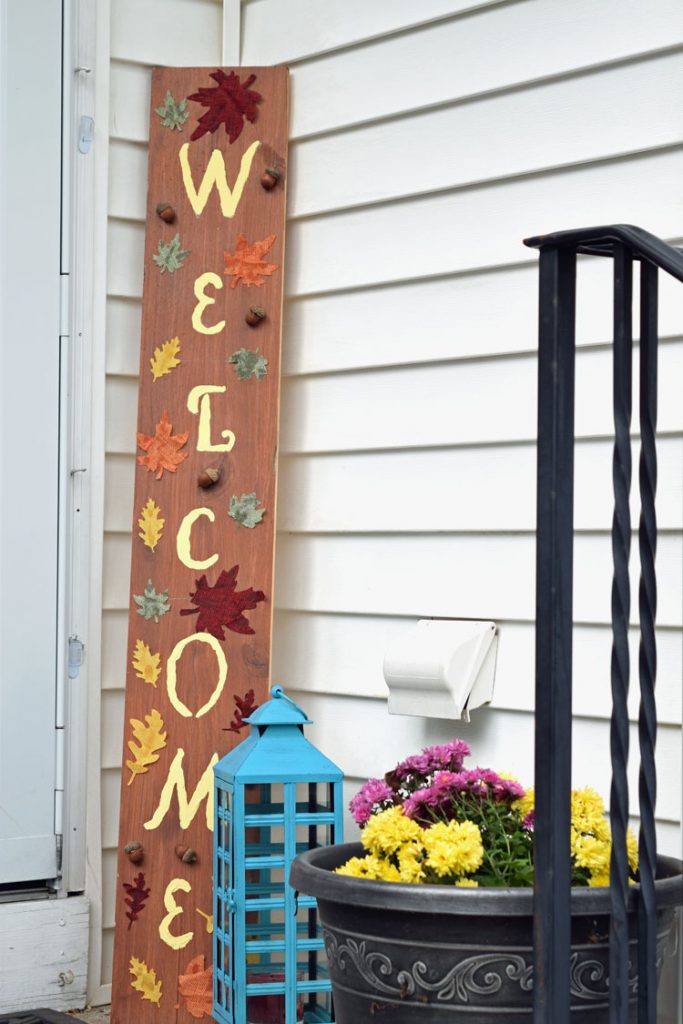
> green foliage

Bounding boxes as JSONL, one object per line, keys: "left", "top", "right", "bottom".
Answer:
{"left": 155, "top": 90, "right": 189, "bottom": 130}
{"left": 153, "top": 234, "right": 190, "bottom": 274}
{"left": 134, "top": 579, "right": 171, "bottom": 623}
{"left": 229, "top": 492, "right": 266, "bottom": 529}
{"left": 228, "top": 348, "right": 268, "bottom": 381}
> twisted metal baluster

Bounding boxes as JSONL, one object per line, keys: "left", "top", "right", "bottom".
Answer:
{"left": 637, "top": 260, "right": 658, "bottom": 1024}
{"left": 609, "top": 244, "right": 633, "bottom": 1024}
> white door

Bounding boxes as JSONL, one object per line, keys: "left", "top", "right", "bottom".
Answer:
{"left": 0, "top": 0, "right": 63, "bottom": 884}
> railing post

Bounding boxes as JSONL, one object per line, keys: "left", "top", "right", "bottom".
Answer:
{"left": 533, "top": 244, "right": 576, "bottom": 1024}
{"left": 609, "top": 243, "right": 633, "bottom": 1024}
{"left": 637, "top": 259, "right": 659, "bottom": 1024}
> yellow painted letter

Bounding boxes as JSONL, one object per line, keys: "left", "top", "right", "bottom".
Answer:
{"left": 192, "top": 272, "right": 225, "bottom": 336}
{"left": 187, "top": 384, "right": 236, "bottom": 452}
{"left": 159, "top": 878, "right": 193, "bottom": 950}
{"left": 144, "top": 748, "right": 219, "bottom": 831}
{"left": 180, "top": 140, "right": 260, "bottom": 218}
{"left": 176, "top": 507, "right": 218, "bottom": 571}
{"left": 166, "top": 632, "right": 228, "bottom": 719}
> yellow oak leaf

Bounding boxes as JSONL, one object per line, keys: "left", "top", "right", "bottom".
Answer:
{"left": 126, "top": 709, "right": 167, "bottom": 786}
{"left": 132, "top": 639, "right": 161, "bottom": 688}
{"left": 150, "top": 335, "right": 182, "bottom": 381}
{"left": 130, "top": 955, "right": 162, "bottom": 1006}
{"left": 138, "top": 498, "right": 165, "bottom": 551}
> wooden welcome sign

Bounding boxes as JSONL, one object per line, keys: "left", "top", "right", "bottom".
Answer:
{"left": 111, "top": 67, "right": 289, "bottom": 1022}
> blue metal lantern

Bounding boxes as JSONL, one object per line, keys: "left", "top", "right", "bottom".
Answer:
{"left": 213, "top": 686, "right": 344, "bottom": 1024}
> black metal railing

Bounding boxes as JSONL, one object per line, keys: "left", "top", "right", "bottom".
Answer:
{"left": 523, "top": 225, "right": 683, "bottom": 1024}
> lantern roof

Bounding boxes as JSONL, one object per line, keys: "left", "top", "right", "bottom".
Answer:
{"left": 214, "top": 686, "right": 342, "bottom": 784}
{"left": 245, "top": 685, "right": 312, "bottom": 726}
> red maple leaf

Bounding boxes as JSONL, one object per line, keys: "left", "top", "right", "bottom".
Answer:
{"left": 123, "top": 872, "right": 150, "bottom": 930}
{"left": 187, "top": 70, "right": 262, "bottom": 144}
{"left": 224, "top": 233, "right": 278, "bottom": 289}
{"left": 137, "top": 410, "right": 189, "bottom": 479}
{"left": 180, "top": 566, "right": 266, "bottom": 640}
{"left": 227, "top": 689, "right": 259, "bottom": 732}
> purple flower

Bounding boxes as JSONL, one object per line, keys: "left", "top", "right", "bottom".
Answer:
{"left": 349, "top": 778, "right": 395, "bottom": 826}
{"left": 392, "top": 740, "right": 471, "bottom": 785}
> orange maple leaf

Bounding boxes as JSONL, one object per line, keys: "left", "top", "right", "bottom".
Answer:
{"left": 137, "top": 410, "right": 189, "bottom": 479}
{"left": 224, "top": 233, "right": 278, "bottom": 288}
{"left": 177, "top": 955, "right": 213, "bottom": 1019}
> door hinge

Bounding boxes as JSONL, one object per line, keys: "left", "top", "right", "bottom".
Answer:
{"left": 68, "top": 635, "right": 86, "bottom": 679}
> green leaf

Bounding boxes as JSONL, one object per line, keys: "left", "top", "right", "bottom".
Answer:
{"left": 153, "top": 233, "right": 190, "bottom": 274}
{"left": 134, "top": 579, "right": 171, "bottom": 622}
{"left": 229, "top": 492, "right": 266, "bottom": 529}
{"left": 227, "top": 348, "right": 268, "bottom": 381}
{"left": 155, "top": 90, "right": 189, "bottom": 130}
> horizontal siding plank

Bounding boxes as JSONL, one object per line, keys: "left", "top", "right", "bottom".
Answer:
{"left": 109, "top": 61, "right": 151, "bottom": 143}
{"left": 104, "top": 455, "right": 135, "bottom": 533}
{"left": 101, "top": 848, "right": 119, "bottom": 930}
{"left": 286, "top": 0, "right": 683, "bottom": 138}
{"left": 278, "top": 341, "right": 683, "bottom": 454}
{"left": 101, "top": 609, "right": 129, "bottom": 691}
{"left": 292, "top": 692, "right": 682, "bottom": 824}
{"left": 277, "top": 438, "right": 683, "bottom": 533}
{"left": 101, "top": 767, "right": 122, "bottom": 850}
{"left": 102, "top": 690, "right": 125, "bottom": 772}
{"left": 289, "top": 53, "right": 683, "bottom": 218}
{"left": 282, "top": 259, "right": 683, "bottom": 375}
{"left": 273, "top": 533, "right": 682, "bottom": 628}
{"left": 107, "top": 219, "right": 145, "bottom": 300}
{"left": 273, "top": 612, "right": 683, "bottom": 726}
{"left": 102, "top": 530, "right": 683, "bottom": 627}
{"left": 105, "top": 341, "right": 683, "bottom": 455}
{"left": 111, "top": 0, "right": 222, "bottom": 66}
{"left": 241, "top": 0, "right": 506, "bottom": 64}
{"left": 108, "top": 141, "right": 148, "bottom": 222}
{"left": 106, "top": 297, "right": 142, "bottom": 376}
{"left": 285, "top": 150, "right": 683, "bottom": 296}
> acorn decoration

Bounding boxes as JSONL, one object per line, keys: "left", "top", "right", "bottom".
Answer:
{"left": 198, "top": 466, "right": 221, "bottom": 489}
{"left": 175, "top": 844, "right": 198, "bottom": 864}
{"left": 261, "top": 167, "right": 281, "bottom": 191}
{"left": 245, "top": 305, "right": 266, "bottom": 327}
{"left": 155, "top": 201, "right": 176, "bottom": 223}
{"left": 124, "top": 841, "right": 144, "bottom": 864}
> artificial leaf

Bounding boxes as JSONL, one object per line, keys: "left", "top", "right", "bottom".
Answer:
{"left": 134, "top": 579, "right": 171, "bottom": 623}
{"left": 229, "top": 492, "right": 265, "bottom": 529}
{"left": 224, "top": 233, "right": 278, "bottom": 289}
{"left": 228, "top": 348, "right": 268, "bottom": 381}
{"left": 155, "top": 90, "right": 189, "bottom": 130}
{"left": 123, "top": 872, "right": 151, "bottom": 930}
{"left": 227, "top": 689, "right": 258, "bottom": 733}
{"left": 138, "top": 498, "right": 165, "bottom": 551}
{"left": 150, "top": 336, "right": 182, "bottom": 382}
{"left": 130, "top": 956, "right": 163, "bottom": 1007}
{"left": 137, "top": 410, "right": 189, "bottom": 479}
{"left": 153, "top": 233, "right": 190, "bottom": 274}
{"left": 180, "top": 566, "right": 266, "bottom": 640}
{"left": 126, "top": 708, "right": 167, "bottom": 786}
{"left": 177, "top": 955, "right": 213, "bottom": 1019}
{"left": 132, "top": 639, "right": 161, "bottom": 687}
{"left": 187, "top": 70, "right": 262, "bottom": 144}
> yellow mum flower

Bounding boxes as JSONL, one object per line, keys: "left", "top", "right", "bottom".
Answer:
{"left": 588, "top": 871, "right": 611, "bottom": 888}
{"left": 335, "top": 853, "right": 401, "bottom": 883}
{"left": 512, "top": 788, "right": 535, "bottom": 820}
{"left": 455, "top": 877, "right": 479, "bottom": 887}
{"left": 423, "top": 820, "right": 484, "bottom": 878}
{"left": 627, "top": 830, "right": 639, "bottom": 873}
{"left": 571, "top": 788, "right": 606, "bottom": 834}
{"left": 361, "top": 805, "right": 423, "bottom": 857}
{"left": 573, "top": 834, "right": 610, "bottom": 874}
{"left": 397, "top": 842, "right": 425, "bottom": 884}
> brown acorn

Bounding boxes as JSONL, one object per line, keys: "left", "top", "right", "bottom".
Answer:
{"left": 245, "top": 305, "right": 266, "bottom": 327}
{"left": 261, "top": 167, "right": 281, "bottom": 191}
{"left": 198, "top": 467, "right": 221, "bottom": 489}
{"left": 175, "top": 844, "right": 198, "bottom": 864}
{"left": 124, "top": 841, "right": 144, "bottom": 864}
{"left": 155, "top": 202, "right": 176, "bottom": 223}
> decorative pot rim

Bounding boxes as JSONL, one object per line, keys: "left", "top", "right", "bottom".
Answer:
{"left": 291, "top": 842, "right": 683, "bottom": 917}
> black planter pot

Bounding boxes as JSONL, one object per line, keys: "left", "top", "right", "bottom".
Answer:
{"left": 291, "top": 843, "right": 683, "bottom": 1023}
